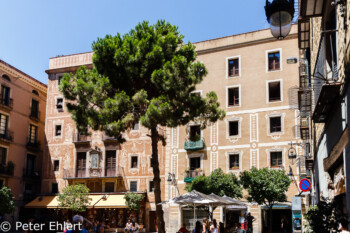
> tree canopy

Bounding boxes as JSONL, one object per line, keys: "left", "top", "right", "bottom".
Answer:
{"left": 0, "top": 186, "right": 15, "bottom": 216}
{"left": 185, "top": 168, "right": 242, "bottom": 198}
{"left": 59, "top": 20, "right": 225, "bottom": 233}
{"left": 57, "top": 184, "right": 91, "bottom": 212}
{"left": 124, "top": 193, "right": 145, "bottom": 211}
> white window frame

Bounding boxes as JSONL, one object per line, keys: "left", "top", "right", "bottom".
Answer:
{"left": 266, "top": 113, "right": 285, "bottom": 137}
{"left": 266, "top": 148, "right": 286, "bottom": 169}
{"left": 226, "top": 117, "right": 242, "bottom": 139}
{"left": 55, "top": 96, "right": 64, "bottom": 113}
{"left": 130, "top": 154, "right": 139, "bottom": 170}
{"left": 266, "top": 48, "right": 282, "bottom": 73}
{"left": 226, "top": 151, "right": 243, "bottom": 172}
{"left": 226, "top": 85, "right": 241, "bottom": 108}
{"left": 187, "top": 123, "right": 203, "bottom": 140}
{"left": 54, "top": 124, "right": 63, "bottom": 138}
{"left": 266, "top": 79, "right": 283, "bottom": 104}
{"left": 226, "top": 55, "right": 241, "bottom": 79}
{"left": 129, "top": 180, "right": 139, "bottom": 192}
{"left": 186, "top": 153, "right": 204, "bottom": 170}
{"left": 52, "top": 159, "right": 61, "bottom": 173}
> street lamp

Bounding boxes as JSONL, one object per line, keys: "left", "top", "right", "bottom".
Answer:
{"left": 167, "top": 173, "right": 180, "bottom": 196}
{"left": 265, "top": 0, "right": 295, "bottom": 40}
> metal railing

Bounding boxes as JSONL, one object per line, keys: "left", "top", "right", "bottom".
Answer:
{"left": 185, "top": 170, "right": 203, "bottom": 178}
{"left": 72, "top": 132, "right": 91, "bottom": 143}
{"left": 0, "top": 130, "right": 13, "bottom": 142}
{"left": 29, "top": 108, "right": 40, "bottom": 121}
{"left": 63, "top": 166, "right": 125, "bottom": 179}
{"left": 26, "top": 138, "right": 41, "bottom": 150}
{"left": 23, "top": 168, "right": 40, "bottom": 180}
{"left": 0, "top": 164, "right": 14, "bottom": 176}
{"left": 0, "top": 97, "right": 13, "bottom": 109}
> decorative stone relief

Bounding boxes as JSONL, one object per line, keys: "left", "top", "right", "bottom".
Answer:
{"left": 250, "top": 114, "right": 258, "bottom": 142}
{"left": 65, "top": 123, "right": 73, "bottom": 142}
{"left": 172, "top": 127, "right": 178, "bottom": 148}
{"left": 211, "top": 122, "right": 218, "bottom": 145}
{"left": 250, "top": 149, "right": 258, "bottom": 168}
{"left": 171, "top": 155, "right": 178, "bottom": 177}
{"left": 140, "top": 153, "right": 147, "bottom": 174}
{"left": 211, "top": 151, "right": 218, "bottom": 172}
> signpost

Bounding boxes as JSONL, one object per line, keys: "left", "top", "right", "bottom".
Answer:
{"left": 299, "top": 178, "right": 311, "bottom": 192}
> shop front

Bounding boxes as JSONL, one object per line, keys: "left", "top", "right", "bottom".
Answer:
{"left": 224, "top": 205, "right": 247, "bottom": 228}
{"left": 25, "top": 193, "right": 146, "bottom": 232}
{"left": 261, "top": 204, "right": 292, "bottom": 233}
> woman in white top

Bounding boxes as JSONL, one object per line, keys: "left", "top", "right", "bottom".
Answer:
{"left": 210, "top": 219, "right": 219, "bottom": 233}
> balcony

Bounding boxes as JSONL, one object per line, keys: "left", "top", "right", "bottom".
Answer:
{"left": 23, "top": 168, "right": 40, "bottom": 181}
{"left": 63, "top": 166, "right": 125, "bottom": 179}
{"left": 0, "top": 163, "right": 14, "bottom": 177}
{"left": 72, "top": 132, "right": 91, "bottom": 145}
{"left": 184, "top": 169, "right": 203, "bottom": 183}
{"left": 102, "top": 133, "right": 119, "bottom": 143}
{"left": 300, "top": 115, "right": 310, "bottom": 140}
{"left": 184, "top": 139, "right": 205, "bottom": 151}
{"left": 298, "top": 90, "right": 312, "bottom": 113}
{"left": 26, "top": 139, "right": 41, "bottom": 151}
{"left": 299, "top": 60, "right": 311, "bottom": 89}
{"left": 0, "top": 130, "right": 13, "bottom": 144}
{"left": 0, "top": 97, "right": 13, "bottom": 111}
{"left": 29, "top": 109, "right": 40, "bottom": 121}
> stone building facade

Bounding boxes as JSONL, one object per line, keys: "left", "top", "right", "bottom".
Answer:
{"left": 0, "top": 59, "right": 47, "bottom": 220}
{"left": 165, "top": 26, "right": 308, "bottom": 233}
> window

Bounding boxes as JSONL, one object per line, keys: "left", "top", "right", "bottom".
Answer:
{"left": 56, "top": 98, "right": 63, "bottom": 112}
{"left": 229, "top": 154, "right": 240, "bottom": 170}
{"left": 0, "top": 114, "right": 8, "bottom": 137}
{"left": 55, "top": 125, "right": 62, "bottom": 136}
{"left": 29, "top": 124, "right": 38, "bottom": 143}
{"left": 229, "top": 121, "right": 239, "bottom": 137}
{"left": 26, "top": 154, "right": 36, "bottom": 175}
{"left": 190, "top": 157, "right": 201, "bottom": 170}
{"left": 131, "top": 156, "right": 138, "bottom": 168}
{"left": 130, "top": 181, "right": 137, "bottom": 192}
{"left": 76, "top": 152, "right": 87, "bottom": 178}
{"left": 189, "top": 125, "right": 201, "bottom": 141}
{"left": 30, "top": 99, "right": 39, "bottom": 118}
{"left": 149, "top": 181, "right": 154, "bottom": 192}
{"left": 270, "top": 152, "right": 282, "bottom": 167}
{"left": 149, "top": 157, "right": 153, "bottom": 168}
{"left": 32, "top": 90, "right": 39, "bottom": 96}
{"left": 0, "top": 147, "right": 6, "bottom": 166}
{"left": 53, "top": 160, "right": 60, "bottom": 172}
{"left": 268, "top": 51, "right": 280, "bottom": 71}
{"left": 268, "top": 81, "right": 281, "bottom": 102}
{"left": 105, "top": 182, "right": 115, "bottom": 192}
{"left": 270, "top": 117, "right": 281, "bottom": 133}
{"left": 58, "top": 76, "right": 63, "bottom": 85}
{"left": 1, "top": 75, "right": 11, "bottom": 82}
{"left": 105, "top": 150, "right": 116, "bottom": 176}
{"left": 51, "top": 183, "right": 58, "bottom": 193}
{"left": 0, "top": 85, "right": 10, "bottom": 106}
{"left": 228, "top": 58, "right": 239, "bottom": 77}
{"left": 132, "top": 120, "right": 140, "bottom": 130}
{"left": 228, "top": 87, "right": 239, "bottom": 107}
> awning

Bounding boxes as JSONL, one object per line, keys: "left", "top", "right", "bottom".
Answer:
{"left": 25, "top": 194, "right": 110, "bottom": 209}
{"left": 262, "top": 203, "right": 291, "bottom": 210}
{"left": 25, "top": 196, "right": 59, "bottom": 208}
{"left": 93, "top": 194, "right": 127, "bottom": 208}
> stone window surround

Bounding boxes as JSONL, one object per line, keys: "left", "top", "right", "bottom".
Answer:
{"left": 265, "top": 48, "right": 283, "bottom": 73}
{"left": 226, "top": 151, "right": 243, "bottom": 172}
{"left": 226, "top": 55, "right": 242, "bottom": 79}
{"left": 266, "top": 147, "right": 286, "bottom": 169}
{"left": 226, "top": 117, "right": 242, "bottom": 140}
{"left": 266, "top": 79, "right": 283, "bottom": 104}
{"left": 226, "top": 84, "right": 241, "bottom": 108}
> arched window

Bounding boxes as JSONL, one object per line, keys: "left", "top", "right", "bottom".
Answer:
{"left": 2, "top": 75, "right": 11, "bottom": 82}
{"left": 32, "top": 90, "right": 39, "bottom": 96}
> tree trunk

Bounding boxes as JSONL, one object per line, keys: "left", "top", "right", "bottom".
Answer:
{"left": 151, "top": 126, "right": 166, "bottom": 233}
{"left": 269, "top": 206, "right": 273, "bottom": 233}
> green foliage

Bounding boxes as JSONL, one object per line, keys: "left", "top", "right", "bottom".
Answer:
{"left": 185, "top": 168, "right": 242, "bottom": 198}
{"left": 59, "top": 20, "right": 225, "bottom": 140}
{"left": 0, "top": 186, "right": 15, "bottom": 216}
{"left": 240, "top": 167, "right": 291, "bottom": 207}
{"left": 304, "top": 198, "right": 343, "bottom": 233}
{"left": 57, "top": 184, "right": 91, "bottom": 212}
{"left": 124, "top": 193, "right": 145, "bottom": 211}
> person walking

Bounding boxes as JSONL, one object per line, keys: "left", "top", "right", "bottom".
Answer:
{"left": 281, "top": 216, "right": 288, "bottom": 233}
{"left": 246, "top": 212, "right": 255, "bottom": 233}
{"left": 210, "top": 219, "right": 218, "bottom": 233}
{"left": 193, "top": 221, "right": 202, "bottom": 233}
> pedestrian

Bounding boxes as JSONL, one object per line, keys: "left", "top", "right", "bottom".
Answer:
{"left": 281, "top": 215, "right": 288, "bottom": 233}
{"left": 219, "top": 222, "right": 225, "bottom": 233}
{"left": 193, "top": 221, "right": 202, "bottom": 233}
{"left": 133, "top": 221, "right": 140, "bottom": 233}
{"left": 210, "top": 219, "right": 218, "bottom": 233}
{"left": 178, "top": 223, "right": 188, "bottom": 233}
{"left": 124, "top": 219, "right": 133, "bottom": 233}
{"left": 65, "top": 215, "right": 89, "bottom": 233}
{"left": 246, "top": 212, "right": 255, "bottom": 233}
{"left": 339, "top": 218, "right": 350, "bottom": 233}
{"left": 202, "top": 218, "right": 210, "bottom": 233}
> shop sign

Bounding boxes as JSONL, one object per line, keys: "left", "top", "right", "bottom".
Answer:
{"left": 292, "top": 196, "right": 302, "bottom": 211}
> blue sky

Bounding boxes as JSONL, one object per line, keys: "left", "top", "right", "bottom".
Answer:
{"left": 0, "top": 0, "right": 267, "bottom": 84}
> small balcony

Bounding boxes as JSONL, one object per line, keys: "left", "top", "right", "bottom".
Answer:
{"left": 0, "top": 130, "right": 13, "bottom": 143}
{"left": 0, "top": 97, "right": 13, "bottom": 111}
{"left": 72, "top": 132, "right": 91, "bottom": 145}
{"left": 184, "top": 139, "right": 205, "bottom": 151}
{"left": 26, "top": 139, "right": 41, "bottom": 151}
{"left": 102, "top": 133, "right": 119, "bottom": 143}
{"left": 184, "top": 169, "right": 204, "bottom": 183}
{"left": 63, "top": 166, "right": 125, "bottom": 179}
{"left": 29, "top": 108, "right": 40, "bottom": 121}
{"left": 23, "top": 168, "right": 40, "bottom": 181}
{"left": 0, "top": 163, "right": 14, "bottom": 177}
{"left": 300, "top": 116, "right": 310, "bottom": 140}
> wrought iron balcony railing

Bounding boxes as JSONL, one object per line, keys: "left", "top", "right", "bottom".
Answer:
{"left": 23, "top": 168, "right": 40, "bottom": 180}
{"left": 63, "top": 166, "right": 125, "bottom": 179}
{"left": 0, "top": 97, "right": 13, "bottom": 110}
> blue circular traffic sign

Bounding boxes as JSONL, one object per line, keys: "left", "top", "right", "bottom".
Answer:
{"left": 299, "top": 178, "right": 311, "bottom": 192}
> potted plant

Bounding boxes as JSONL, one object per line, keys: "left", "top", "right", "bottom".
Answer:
{"left": 184, "top": 169, "right": 190, "bottom": 177}
{"left": 6, "top": 161, "right": 15, "bottom": 175}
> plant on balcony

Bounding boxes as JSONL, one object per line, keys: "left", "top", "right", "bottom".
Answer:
{"left": 189, "top": 134, "right": 201, "bottom": 142}
{"left": 124, "top": 193, "right": 145, "bottom": 211}
{"left": 6, "top": 161, "right": 15, "bottom": 175}
{"left": 240, "top": 167, "right": 291, "bottom": 233}
{"left": 58, "top": 184, "right": 91, "bottom": 213}
{"left": 185, "top": 168, "right": 242, "bottom": 198}
{"left": 59, "top": 20, "right": 225, "bottom": 233}
{"left": 0, "top": 186, "right": 15, "bottom": 216}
